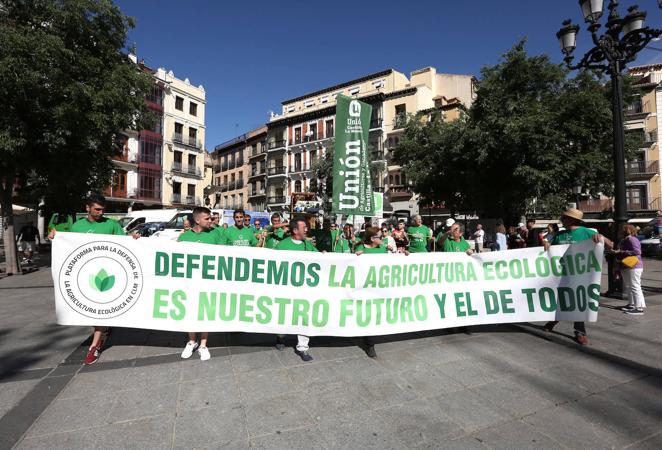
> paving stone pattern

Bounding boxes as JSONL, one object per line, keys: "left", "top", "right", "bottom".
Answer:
{"left": 1, "top": 259, "right": 661, "bottom": 449}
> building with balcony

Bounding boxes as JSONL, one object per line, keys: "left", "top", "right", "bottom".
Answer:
{"left": 580, "top": 64, "right": 662, "bottom": 217}
{"left": 210, "top": 126, "right": 265, "bottom": 211}
{"left": 265, "top": 66, "right": 476, "bottom": 215}
{"left": 162, "top": 69, "right": 206, "bottom": 208}
{"left": 105, "top": 57, "right": 165, "bottom": 210}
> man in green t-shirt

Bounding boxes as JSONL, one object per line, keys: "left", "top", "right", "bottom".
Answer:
{"left": 443, "top": 223, "right": 475, "bottom": 255}
{"left": 334, "top": 223, "right": 360, "bottom": 253}
{"left": 178, "top": 207, "right": 220, "bottom": 361}
{"left": 220, "top": 209, "right": 263, "bottom": 247}
{"left": 265, "top": 213, "right": 288, "bottom": 249}
{"left": 275, "top": 218, "right": 317, "bottom": 361}
{"left": 407, "top": 215, "right": 432, "bottom": 253}
{"left": 48, "top": 194, "right": 134, "bottom": 365}
{"left": 543, "top": 208, "right": 613, "bottom": 346}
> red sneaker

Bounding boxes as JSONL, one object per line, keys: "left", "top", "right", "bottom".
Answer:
{"left": 83, "top": 346, "right": 100, "bottom": 365}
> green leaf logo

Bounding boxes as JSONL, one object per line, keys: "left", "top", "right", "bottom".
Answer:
{"left": 89, "top": 269, "right": 115, "bottom": 292}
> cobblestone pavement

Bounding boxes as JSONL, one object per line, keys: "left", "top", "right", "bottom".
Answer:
{"left": 0, "top": 255, "right": 661, "bottom": 449}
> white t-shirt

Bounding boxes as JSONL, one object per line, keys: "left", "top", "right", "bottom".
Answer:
{"left": 474, "top": 229, "right": 485, "bottom": 244}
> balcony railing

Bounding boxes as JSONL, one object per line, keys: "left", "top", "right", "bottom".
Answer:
{"left": 236, "top": 179, "right": 244, "bottom": 189}
{"left": 185, "top": 165, "right": 202, "bottom": 177}
{"left": 370, "top": 117, "right": 383, "bottom": 129}
{"left": 249, "top": 188, "right": 266, "bottom": 197}
{"left": 267, "top": 196, "right": 287, "bottom": 204}
{"left": 213, "top": 164, "right": 221, "bottom": 173}
{"left": 578, "top": 199, "right": 613, "bottom": 212}
{"left": 292, "top": 164, "right": 304, "bottom": 173}
{"left": 268, "top": 166, "right": 286, "bottom": 176}
{"left": 250, "top": 147, "right": 266, "bottom": 158}
{"left": 267, "top": 139, "right": 286, "bottom": 150}
{"left": 644, "top": 131, "right": 657, "bottom": 144}
{"left": 626, "top": 160, "right": 659, "bottom": 177}
{"left": 628, "top": 197, "right": 660, "bottom": 211}
{"left": 250, "top": 167, "right": 266, "bottom": 177}
{"left": 113, "top": 150, "right": 138, "bottom": 164}
{"left": 173, "top": 133, "right": 201, "bottom": 149}
{"left": 172, "top": 161, "right": 183, "bottom": 172}
{"left": 625, "top": 102, "right": 644, "bottom": 115}
{"left": 393, "top": 114, "right": 407, "bottom": 129}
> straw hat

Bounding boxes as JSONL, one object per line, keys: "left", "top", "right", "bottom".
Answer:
{"left": 562, "top": 207, "right": 584, "bottom": 222}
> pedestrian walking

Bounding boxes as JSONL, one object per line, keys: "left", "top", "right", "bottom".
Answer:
{"left": 16, "top": 220, "right": 40, "bottom": 264}
{"left": 617, "top": 224, "right": 646, "bottom": 315}
{"left": 543, "top": 208, "right": 613, "bottom": 345}
{"left": 473, "top": 224, "right": 485, "bottom": 253}
{"left": 495, "top": 224, "right": 508, "bottom": 251}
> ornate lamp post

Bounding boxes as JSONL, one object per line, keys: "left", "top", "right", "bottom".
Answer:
{"left": 556, "top": 1, "right": 662, "bottom": 238}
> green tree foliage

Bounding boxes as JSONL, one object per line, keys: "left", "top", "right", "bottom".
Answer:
{"left": 0, "top": 0, "right": 153, "bottom": 272}
{"left": 394, "top": 40, "right": 639, "bottom": 223}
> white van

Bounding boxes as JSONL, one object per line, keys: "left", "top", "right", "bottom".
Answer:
{"left": 118, "top": 209, "right": 180, "bottom": 233}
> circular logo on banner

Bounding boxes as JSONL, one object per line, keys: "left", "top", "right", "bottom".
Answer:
{"left": 58, "top": 240, "right": 144, "bottom": 319}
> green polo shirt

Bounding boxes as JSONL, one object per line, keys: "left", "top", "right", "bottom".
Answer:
{"left": 70, "top": 217, "right": 125, "bottom": 235}
{"left": 275, "top": 237, "right": 319, "bottom": 252}
{"left": 178, "top": 229, "right": 221, "bottom": 245}
{"left": 220, "top": 226, "right": 258, "bottom": 246}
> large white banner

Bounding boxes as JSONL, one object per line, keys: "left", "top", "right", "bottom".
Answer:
{"left": 52, "top": 233, "right": 604, "bottom": 336}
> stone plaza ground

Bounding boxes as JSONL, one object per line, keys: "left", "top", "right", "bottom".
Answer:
{"left": 0, "top": 254, "right": 661, "bottom": 449}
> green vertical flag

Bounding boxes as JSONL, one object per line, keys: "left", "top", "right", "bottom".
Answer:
{"left": 332, "top": 95, "right": 373, "bottom": 216}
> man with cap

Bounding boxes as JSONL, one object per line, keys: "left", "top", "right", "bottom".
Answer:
{"left": 543, "top": 207, "right": 613, "bottom": 345}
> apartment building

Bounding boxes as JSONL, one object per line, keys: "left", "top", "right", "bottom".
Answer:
{"left": 264, "top": 66, "right": 476, "bottom": 215}
{"left": 105, "top": 57, "right": 207, "bottom": 211}
{"left": 162, "top": 71, "right": 207, "bottom": 208}
{"left": 105, "top": 59, "right": 165, "bottom": 210}
{"left": 580, "top": 64, "right": 662, "bottom": 217}
{"left": 210, "top": 126, "right": 267, "bottom": 210}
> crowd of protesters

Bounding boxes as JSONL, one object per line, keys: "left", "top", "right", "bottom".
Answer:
{"left": 48, "top": 194, "right": 647, "bottom": 365}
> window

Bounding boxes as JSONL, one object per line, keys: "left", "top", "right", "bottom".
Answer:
{"left": 147, "top": 86, "right": 163, "bottom": 106}
{"left": 139, "top": 135, "right": 162, "bottom": 165}
{"left": 172, "top": 181, "right": 181, "bottom": 195}
{"left": 175, "top": 96, "right": 184, "bottom": 111}
{"left": 308, "top": 123, "right": 317, "bottom": 141}
{"left": 189, "top": 102, "right": 197, "bottom": 116}
{"left": 294, "top": 180, "right": 302, "bottom": 193}
{"left": 394, "top": 104, "right": 407, "bottom": 128}
{"left": 326, "top": 120, "right": 334, "bottom": 138}
{"left": 294, "top": 127, "right": 302, "bottom": 144}
{"left": 304, "top": 100, "right": 314, "bottom": 108}
{"left": 187, "top": 183, "right": 196, "bottom": 196}
{"left": 287, "top": 105, "right": 295, "bottom": 113}
{"left": 174, "top": 123, "right": 183, "bottom": 142}
{"left": 348, "top": 87, "right": 360, "bottom": 95}
{"left": 294, "top": 153, "right": 302, "bottom": 172}
{"left": 137, "top": 167, "right": 161, "bottom": 200}
{"left": 321, "top": 95, "right": 329, "bottom": 103}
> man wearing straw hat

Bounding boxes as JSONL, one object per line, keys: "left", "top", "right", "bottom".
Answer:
{"left": 542, "top": 207, "right": 613, "bottom": 345}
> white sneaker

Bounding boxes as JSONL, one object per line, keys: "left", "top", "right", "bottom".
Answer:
{"left": 181, "top": 341, "right": 199, "bottom": 359}
{"left": 198, "top": 346, "right": 211, "bottom": 361}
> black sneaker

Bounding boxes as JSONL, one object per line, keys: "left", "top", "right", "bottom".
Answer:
{"left": 295, "top": 350, "right": 313, "bottom": 362}
{"left": 625, "top": 308, "right": 644, "bottom": 316}
{"left": 365, "top": 345, "right": 377, "bottom": 358}
{"left": 275, "top": 336, "right": 286, "bottom": 351}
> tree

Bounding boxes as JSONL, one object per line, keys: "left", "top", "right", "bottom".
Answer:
{"left": 395, "top": 40, "right": 638, "bottom": 224}
{"left": 0, "top": 0, "right": 153, "bottom": 273}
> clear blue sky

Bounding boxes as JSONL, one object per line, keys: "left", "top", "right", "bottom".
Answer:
{"left": 115, "top": 0, "right": 662, "bottom": 150}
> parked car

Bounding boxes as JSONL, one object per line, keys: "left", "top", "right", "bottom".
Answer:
{"left": 132, "top": 221, "right": 167, "bottom": 237}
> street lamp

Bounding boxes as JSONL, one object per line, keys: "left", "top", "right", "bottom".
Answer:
{"left": 556, "top": 0, "right": 662, "bottom": 241}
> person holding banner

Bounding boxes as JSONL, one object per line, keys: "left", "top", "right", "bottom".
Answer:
{"left": 355, "top": 227, "right": 388, "bottom": 358}
{"left": 221, "top": 209, "right": 264, "bottom": 247}
{"left": 48, "top": 193, "right": 137, "bottom": 365}
{"left": 543, "top": 208, "right": 613, "bottom": 345}
{"left": 443, "top": 223, "right": 475, "bottom": 255}
{"left": 334, "top": 223, "right": 359, "bottom": 253}
{"left": 407, "top": 215, "right": 432, "bottom": 253}
{"left": 275, "top": 218, "right": 318, "bottom": 361}
{"left": 265, "top": 213, "right": 288, "bottom": 249}
{"left": 178, "top": 206, "right": 221, "bottom": 361}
